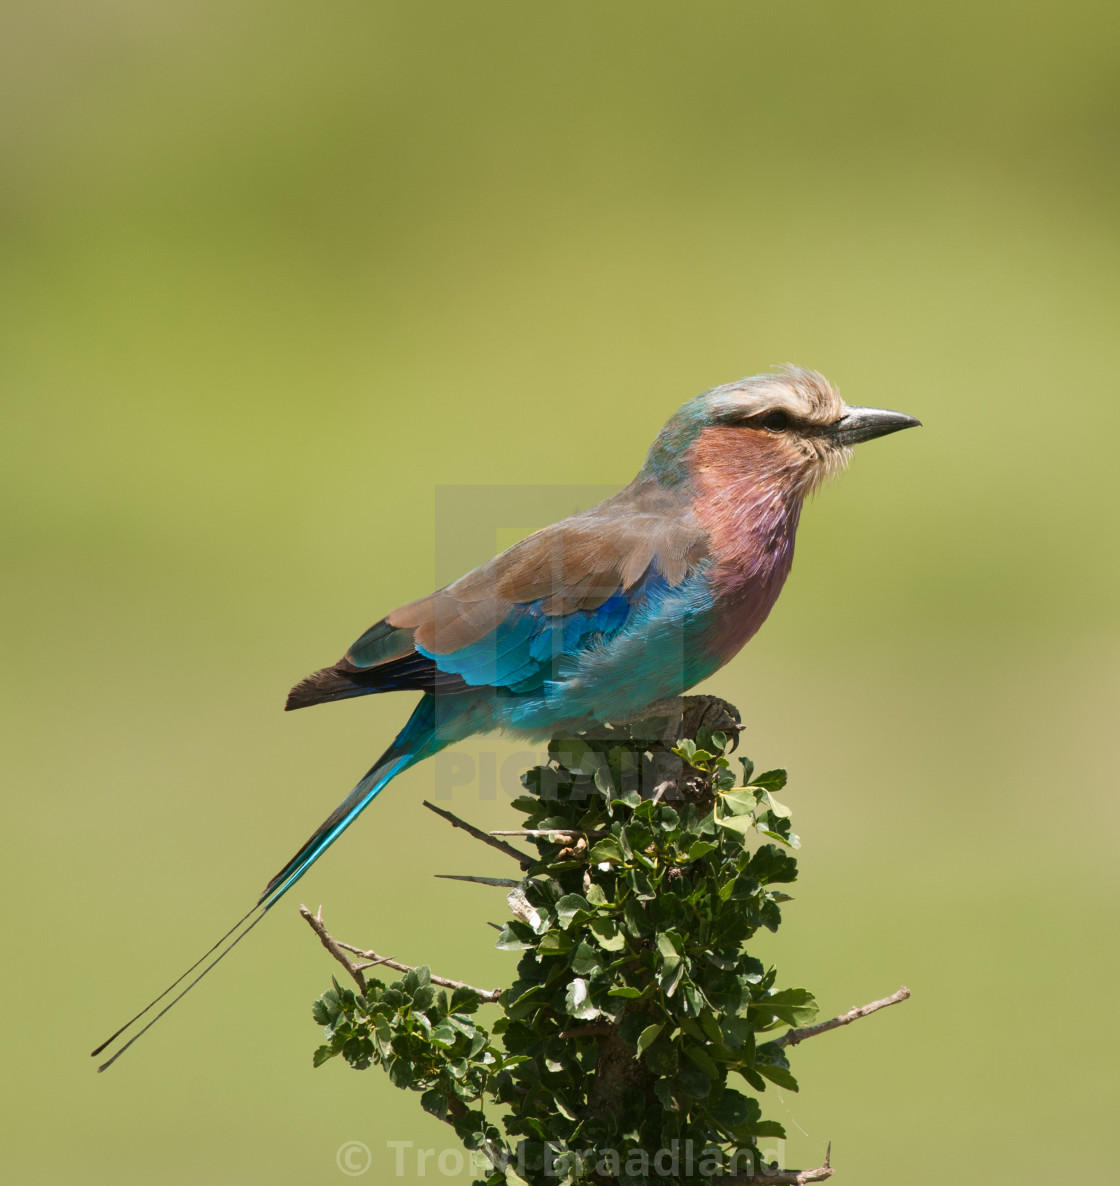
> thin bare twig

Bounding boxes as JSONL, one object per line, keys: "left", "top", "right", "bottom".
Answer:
{"left": 714, "top": 1142, "right": 832, "bottom": 1185}
{"left": 434, "top": 874, "right": 521, "bottom": 887}
{"left": 300, "top": 906, "right": 502, "bottom": 1002}
{"left": 299, "top": 905, "right": 367, "bottom": 993}
{"left": 777, "top": 986, "right": 911, "bottom": 1048}
{"left": 490, "top": 828, "right": 611, "bottom": 840}
{"left": 422, "top": 800, "right": 536, "bottom": 868}
{"left": 337, "top": 942, "right": 502, "bottom": 1002}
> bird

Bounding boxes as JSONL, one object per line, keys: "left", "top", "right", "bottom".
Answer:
{"left": 92, "top": 365, "right": 919, "bottom": 1069}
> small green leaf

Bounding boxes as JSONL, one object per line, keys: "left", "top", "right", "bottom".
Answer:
{"left": 570, "top": 941, "right": 600, "bottom": 974}
{"left": 683, "top": 1043, "right": 721, "bottom": 1079}
{"left": 756, "top": 1062, "right": 800, "bottom": 1091}
{"left": 749, "top": 1120, "right": 789, "bottom": 1139}
{"left": 430, "top": 1022, "right": 458, "bottom": 1048}
{"left": 449, "top": 985, "right": 481, "bottom": 1013}
{"left": 697, "top": 1009, "right": 723, "bottom": 1045}
{"left": 588, "top": 837, "right": 625, "bottom": 864}
{"left": 537, "top": 929, "right": 574, "bottom": 955}
{"left": 505, "top": 985, "right": 543, "bottom": 1019}
{"left": 655, "top": 805, "right": 680, "bottom": 833}
{"left": 662, "top": 960, "right": 685, "bottom": 997}
{"left": 707, "top": 1088, "right": 756, "bottom": 1130}
{"left": 717, "top": 813, "right": 755, "bottom": 836}
{"left": 752, "top": 987, "right": 818, "bottom": 1027}
{"left": 681, "top": 982, "right": 706, "bottom": 1017}
{"left": 676, "top": 1068, "right": 712, "bottom": 1098}
{"left": 622, "top": 898, "right": 653, "bottom": 938}
{"left": 420, "top": 1089, "right": 447, "bottom": 1118}
{"left": 653, "top": 1078, "right": 677, "bottom": 1111}
{"left": 553, "top": 1095, "right": 580, "bottom": 1120}
{"left": 634, "top": 1021, "right": 665, "bottom": 1058}
{"left": 656, "top": 932, "right": 683, "bottom": 959}
{"left": 752, "top": 768, "right": 788, "bottom": 793}
{"left": 341, "top": 1035, "right": 373, "bottom": 1069}
{"left": 564, "top": 978, "right": 601, "bottom": 1021}
{"left": 444, "top": 1013, "right": 478, "bottom": 1037}
{"left": 412, "top": 984, "right": 436, "bottom": 1011}
{"left": 588, "top": 916, "right": 627, "bottom": 952}
{"left": 643, "top": 1039, "right": 680, "bottom": 1076}
{"left": 762, "top": 791, "right": 792, "bottom": 819}
{"left": 494, "top": 926, "right": 532, "bottom": 952}
{"left": 720, "top": 789, "right": 758, "bottom": 816}
{"left": 555, "top": 893, "right": 592, "bottom": 929}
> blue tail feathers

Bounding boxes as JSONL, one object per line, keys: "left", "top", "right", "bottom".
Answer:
{"left": 258, "top": 694, "right": 443, "bottom": 909}
{"left": 93, "top": 694, "right": 452, "bottom": 1068}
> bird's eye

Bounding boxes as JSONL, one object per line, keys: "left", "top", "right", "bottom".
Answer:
{"left": 761, "top": 410, "right": 790, "bottom": 432}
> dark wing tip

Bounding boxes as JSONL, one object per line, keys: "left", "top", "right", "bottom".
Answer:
{"left": 285, "top": 666, "right": 352, "bottom": 710}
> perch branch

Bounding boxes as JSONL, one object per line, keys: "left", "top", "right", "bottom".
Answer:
{"left": 714, "top": 1143, "right": 832, "bottom": 1185}
{"left": 300, "top": 906, "right": 502, "bottom": 1002}
{"left": 777, "top": 986, "right": 911, "bottom": 1048}
{"left": 422, "top": 800, "right": 536, "bottom": 868}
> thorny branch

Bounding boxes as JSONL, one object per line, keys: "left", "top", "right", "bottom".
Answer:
{"left": 300, "top": 905, "right": 368, "bottom": 993}
{"left": 714, "top": 1143, "right": 833, "bottom": 1185}
{"left": 434, "top": 874, "right": 522, "bottom": 887}
{"left": 491, "top": 827, "right": 611, "bottom": 840}
{"left": 299, "top": 905, "right": 502, "bottom": 1002}
{"left": 777, "top": 986, "right": 911, "bottom": 1048}
{"left": 422, "top": 799, "right": 536, "bottom": 868}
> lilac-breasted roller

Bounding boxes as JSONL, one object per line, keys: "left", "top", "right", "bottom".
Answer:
{"left": 94, "top": 365, "right": 918, "bottom": 1068}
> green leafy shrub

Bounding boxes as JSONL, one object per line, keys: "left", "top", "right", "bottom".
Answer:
{"left": 311, "top": 721, "right": 817, "bottom": 1185}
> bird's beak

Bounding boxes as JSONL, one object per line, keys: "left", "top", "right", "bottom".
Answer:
{"left": 827, "top": 406, "right": 922, "bottom": 446}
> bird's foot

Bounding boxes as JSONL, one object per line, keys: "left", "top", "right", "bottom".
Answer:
{"left": 624, "top": 695, "right": 742, "bottom": 750}
{"left": 612, "top": 695, "right": 743, "bottom": 805}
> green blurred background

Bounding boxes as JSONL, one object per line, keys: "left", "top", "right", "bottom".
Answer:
{"left": 3, "top": 1, "right": 1118, "bottom": 1181}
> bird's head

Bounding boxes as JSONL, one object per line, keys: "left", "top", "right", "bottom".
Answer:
{"left": 641, "top": 365, "right": 920, "bottom": 500}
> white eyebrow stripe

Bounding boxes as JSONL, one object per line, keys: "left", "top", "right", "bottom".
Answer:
{"left": 706, "top": 366, "right": 845, "bottom": 427}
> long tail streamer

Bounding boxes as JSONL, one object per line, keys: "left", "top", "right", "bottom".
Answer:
{"left": 92, "top": 905, "right": 269, "bottom": 1071}
{"left": 91, "top": 700, "right": 440, "bottom": 1070}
